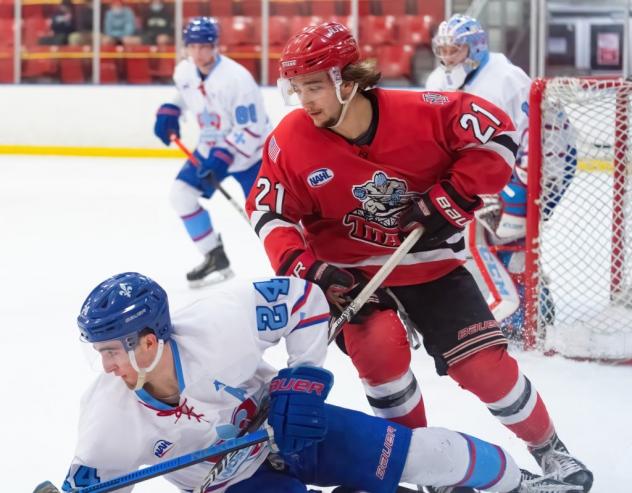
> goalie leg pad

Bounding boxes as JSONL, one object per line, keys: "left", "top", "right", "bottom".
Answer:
{"left": 284, "top": 404, "right": 412, "bottom": 493}
{"left": 448, "top": 346, "right": 554, "bottom": 446}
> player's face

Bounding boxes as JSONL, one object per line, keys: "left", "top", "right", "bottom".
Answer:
{"left": 437, "top": 43, "right": 469, "bottom": 68}
{"left": 290, "top": 71, "right": 343, "bottom": 128}
{"left": 93, "top": 340, "right": 138, "bottom": 387}
{"left": 187, "top": 43, "right": 216, "bottom": 74}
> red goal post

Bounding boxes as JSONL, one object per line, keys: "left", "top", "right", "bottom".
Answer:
{"left": 524, "top": 76, "right": 632, "bottom": 363}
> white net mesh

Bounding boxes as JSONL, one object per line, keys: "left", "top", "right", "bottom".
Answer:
{"left": 532, "top": 77, "right": 632, "bottom": 361}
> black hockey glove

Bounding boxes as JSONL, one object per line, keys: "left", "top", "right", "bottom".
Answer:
{"left": 278, "top": 251, "right": 396, "bottom": 322}
{"left": 398, "top": 181, "right": 481, "bottom": 249}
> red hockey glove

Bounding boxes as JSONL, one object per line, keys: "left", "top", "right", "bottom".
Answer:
{"left": 398, "top": 181, "right": 481, "bottom": 249}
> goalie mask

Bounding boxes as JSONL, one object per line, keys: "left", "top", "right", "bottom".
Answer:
{"left": 277, "top": 22, "right": 360, "bottom": 127}
{"left": 432, "top": 14, "right": 489, "bottom": 90}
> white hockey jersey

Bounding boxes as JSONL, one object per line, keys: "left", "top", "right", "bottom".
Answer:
{"left": 62, "top": 277, "right": 330, "bottom": 493}
{"left": 172, "top": 55, "right": 271, "bottom": 172}
{"left": 426, "top": 53, "right": 531, "bottom": 164}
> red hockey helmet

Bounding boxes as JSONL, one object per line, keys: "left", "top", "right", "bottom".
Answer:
{"left": 279, "top": 22, "right": 360, "bottom": 79}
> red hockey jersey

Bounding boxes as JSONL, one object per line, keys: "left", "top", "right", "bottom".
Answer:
{"left": 246, "top": 88, "right": 516, "bottom": 286}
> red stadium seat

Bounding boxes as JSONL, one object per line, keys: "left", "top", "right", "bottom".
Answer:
{"left": 21, "top": 46, "right": 57, "bottom": 79}
{"left": 150, "top": 45, "right": 175, "bottom": 80}
{"left": 0, "top": 18, "right": 14, "bottom": 47}
{"left": 381, "top": 0, "right": 407, "bottom": 15}
{"left": 289, "top": 16, "right": 315, "bottom": 36}
{"left": 396, "top": 14, "right": 432, "bottom": 46}
{"left": 271, "top": 0, "right": 306, "bottom": 16}
{"left": 219, "top": 16, "right": 255, "bottom": 47}
{"left": 125, "top": 45, "right": 152, "bottom": 84}
{"left": 208, "top": 0, "right": 231, "bottom": 17}
{"left": 22, "top": 16, "right": 49, "bottom": 47}
{"left": 358, "top": 15, "right": 395, "bottom": 47}
{"left": 226, "top": 44, "right": 259, "bottom": 79}
{"left": 0, "top": 51, "right": 13, "bottom": 82}
{"left": 376, "top": 44, "right": 413, "bottom": 79}
{"left": 253, "top": 16, "right": 290, "bottom": 47}
{"left": 309, "top": 0, "right": 337, "bottom": 16}
{"left": 233, "top": 0, "right": 261, "bottom": 16}
{"left": 183, "top": 1, "right": 204, "bottom": 18}
{"left": 58, "top": 47, "right": 86, "bottom": 83}
{"left": 99, "top": 45, "right": 121, "bottom": 83}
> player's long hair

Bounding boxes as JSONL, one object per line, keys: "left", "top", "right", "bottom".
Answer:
{"left": 342, "top": 59, "right": 381, "bottom": 91}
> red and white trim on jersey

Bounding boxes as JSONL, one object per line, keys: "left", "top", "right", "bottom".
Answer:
{"left": 291, "top": 313, "right": 330, "bottom": 332}
{"left": 332, "top": 240, "right": 467, "bottom": 269}
{"left": 250, "top": 211, "right": 305, "bottom": 245}
{"left": 461, "top": 136, "right": 517, "bottom": 169}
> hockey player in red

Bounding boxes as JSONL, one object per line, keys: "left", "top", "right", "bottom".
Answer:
{"left": 245, "top": 22, "right": 592, "bottom": 492}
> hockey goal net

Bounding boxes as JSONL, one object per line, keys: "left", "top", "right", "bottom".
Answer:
{"left": 525, "top": 77, "right": 632, "bottom": 363}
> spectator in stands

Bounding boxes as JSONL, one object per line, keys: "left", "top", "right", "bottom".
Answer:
{"left": 142, "top": 0, "right": 173, "bottom": 46}
{"left": 103, "top": 0, "right": 140, "bottom": 45}
{"left": 38, "top": 0, "right": 75, "bottom": 46}
{"left": 68, "top": 3, "right": 93, "bottom": 46}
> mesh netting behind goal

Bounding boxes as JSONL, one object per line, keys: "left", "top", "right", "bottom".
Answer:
{"left": 525, "top": 77, "right": 632, "bottom": 362}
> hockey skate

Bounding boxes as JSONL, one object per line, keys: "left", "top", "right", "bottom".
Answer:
{"left": 511, "top": 469, "right": 582, "bottom": 493}
{"left": 186, "top": 241, "right": 233, "bottom": 288}
{"left": 529, "top": 434, "right": 593, "bottom": 492}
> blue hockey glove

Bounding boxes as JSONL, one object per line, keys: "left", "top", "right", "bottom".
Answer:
{"left": 268, "top": 366, "right": 333, "bottom": 455}
{"left": 500, "top": 175, "right": 527, "bottom": 217}
{"left": 196, "top": 147, "right": 234, "bottom": 180}
{"left": 494, "top": 175, "right": 527, "bottom": 241}
{"left": 154, "top": 103, "right": 181, "bottom": 146}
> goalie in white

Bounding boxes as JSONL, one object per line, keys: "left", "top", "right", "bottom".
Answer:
{"left": 426, "top": 14, "right": 577, "bottom": 342}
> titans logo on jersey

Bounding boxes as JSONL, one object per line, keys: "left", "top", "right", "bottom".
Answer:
{"left": 344, "top": 171, "right": 418, "bottom": 248}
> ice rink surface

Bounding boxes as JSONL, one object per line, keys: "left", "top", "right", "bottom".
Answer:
{"left": 1, "top": 154, "right": 631, "bottom": 491}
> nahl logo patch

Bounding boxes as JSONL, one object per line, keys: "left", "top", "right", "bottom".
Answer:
{"left": 307, "top": 168, "right": 334, "bottom": 188}
{"left": 422, "top": 92, "right": 449, "bottom": 105}
{"left": 153, "top": 439, "right": 174, "bottom": 458}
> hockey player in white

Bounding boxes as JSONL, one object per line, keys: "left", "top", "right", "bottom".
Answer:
{"left": 35, "top": 272, "right": 581, "bottom": 493}
{"left": 154, "top": 17, "right": 270, "bottom": 287}
{"left": 425, "top": 15, "right": 585, "bottom": 493}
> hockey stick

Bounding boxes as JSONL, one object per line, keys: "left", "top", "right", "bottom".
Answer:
{"left": 171, "top": 135, "right": 250, "bottom": 222}
{"left": 34, "top": 428, "right": 271, "bottom": 493}
{"left": 195, "top": 399, "right": 272, "bottom": 493}
{"left": 328, "top": 226, "right": 424, "bottom": 344}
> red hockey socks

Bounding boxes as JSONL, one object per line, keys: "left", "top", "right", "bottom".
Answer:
{"left": 343, "top": 310, "right": 428, "bottom": 428}
{"left": 447, "top": 346, "right": 554, "bottom": 446}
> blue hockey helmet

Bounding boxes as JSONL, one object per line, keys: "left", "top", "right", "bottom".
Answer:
{"left": 183, "top": 17, "right": 220, "bottom": 46}
{"left": 77, "top": 272, "right": 172, "bottom": 351}
{"left": 432, "top": 14, "right": 488, "bottom": 74}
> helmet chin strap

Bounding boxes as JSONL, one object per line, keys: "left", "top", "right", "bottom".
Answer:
{"left": 328, "top": 81, "right": 359, "bottom": 129}
{"left": 128, "top": 339, "right": 165, "bottom": 391}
